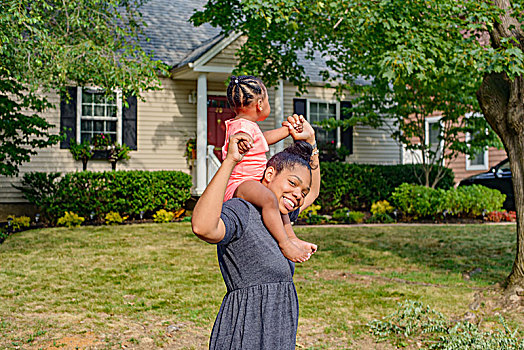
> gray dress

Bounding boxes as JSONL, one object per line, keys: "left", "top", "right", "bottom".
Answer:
{"left": 209, "top": 198, "right": 300, "bottom": 350}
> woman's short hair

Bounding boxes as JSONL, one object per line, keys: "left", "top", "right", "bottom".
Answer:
{"left": 266, "top": 141, "right": 316, "bottom": 176}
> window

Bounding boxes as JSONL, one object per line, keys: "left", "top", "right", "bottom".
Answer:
{"left": 465, "top": 113, "right": 489, "bottom": 171}
{"left": 293, "top": 98, "right": 353, "bottom": 161}
{"left": 308, "top": 101, "right": 338, "bottom": 146}
{"left": 465, "top": 133, "right": 489, "bottom": 171}
{"left": 77, "top": 87, "right": 122, "bottom": 144}
{"left": 425, "top": 117, "right": 442, "bottom": 154}
{"left": 60, "top": 86, "right": 137, "bottom": 150}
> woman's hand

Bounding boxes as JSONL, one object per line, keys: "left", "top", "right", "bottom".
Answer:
{"left": 226, "top": 132, "right": 254, "bottom": 163}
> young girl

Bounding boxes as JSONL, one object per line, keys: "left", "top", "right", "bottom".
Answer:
{"left": 222, "top": 75, "right": 317, "bottom": 262}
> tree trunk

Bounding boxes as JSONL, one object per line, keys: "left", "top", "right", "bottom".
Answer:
{"left": 478, "top": 72, "right": 524, "bottom": 290}
{"left": 477, "top": 0, "right": 524, "bottom": 291}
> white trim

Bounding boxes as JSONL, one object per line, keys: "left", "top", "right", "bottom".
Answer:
{"left": 76, "top": 86, "right": 82, "bottom": 142}
{"left": 195, "top": 73, "right": 208, "bottom": 195}
{"left": 424, "top": 116, "right": 444, "bottom": 149}
{"left": 116, "top": 90, "right": 122, "bottom": 144}
{"left": 76, "top": 87, "right": 123, "bottom": 144}
{"left": 273, "top": 79, "right": 285, "bottom": 154}
{"left": 465, "top": 112, "right": 489, "bottom": 171}
{"left": 192, "top": 32, "right": 242, "bottom": 68}
{"left": 193, "top": 65, "right": 234, "bottom": 73}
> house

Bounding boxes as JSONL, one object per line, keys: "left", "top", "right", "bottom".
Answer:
{"left": 0, "top": 0, "right": 506, "bottom": 220}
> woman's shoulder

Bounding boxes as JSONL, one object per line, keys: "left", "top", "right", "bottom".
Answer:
{"left": 222, "top": 198, "right": 255, "bottom": 213}
{"left": 219, "top": 198, "right": 259, "bottom": 245}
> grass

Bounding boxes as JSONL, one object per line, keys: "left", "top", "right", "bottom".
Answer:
{"left": 0, "top": 222, "right": 521, "bottom": 349}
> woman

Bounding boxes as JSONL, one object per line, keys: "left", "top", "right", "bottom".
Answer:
{"left": 192, "top": 120, "right": 319, "bottom": 350}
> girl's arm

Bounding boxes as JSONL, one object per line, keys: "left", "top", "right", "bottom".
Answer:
{"left": 191, "top": 133, "right": 253, "bottom": 243}
{"left": 263, "top": 126, "right": 290, "bottom": 145}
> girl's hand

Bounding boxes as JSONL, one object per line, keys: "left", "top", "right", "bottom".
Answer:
{"left": 283, "top": 114, "right": 304, "bottom": 133}
{"left": 226, "top": 133, "right": 254, "bottom": 163}
{"left": 287, "top": 115, "right": 315, "bottom": 144}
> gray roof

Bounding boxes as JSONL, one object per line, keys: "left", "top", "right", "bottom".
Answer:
{"left": 139, "top": 0, "right": 368, "bottom": 85}
{"left": 139, "top": 0, "right": 221, "bottom": 67}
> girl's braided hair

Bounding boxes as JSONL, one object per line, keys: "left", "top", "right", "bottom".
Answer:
{"left": 227, "top": 75, "right": 266, "bottom": 110}
{"left": 266, "top": 141, "right": 317, "bottom": 177}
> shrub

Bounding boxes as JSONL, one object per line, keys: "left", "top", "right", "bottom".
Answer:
{"left": 391, "top": 183, "right": 505, "bottom": 220}
{"left": 15, "top": 170, "right": 193, "bottom": 223}
{"left": 0, "top": 227, "right": 9, "bottom": 244}
{"left": 445, "top": 185, "right": 506, "bottom": 217}
{"left": 306, "top": 214, "right": 325, "bottom": 225}
{"left": 367, "top": 213, "right": 395, "bottom": 223}
{"left": 318, "top": 163, "right": 454, "bottom": 212}
{"left": 371, "top": 200, "right": 394, "bottom": 216}
{"left": 105, "top": 212, "right": 127, "bottom": 225}
{"left": 153, "top": 209, "right": 175, "bottom": 223}
{"left": 57, "top": 212, "right": 85, "bottom": 228}
{"left": 332, "top": 208, "right": 365, "bottom": 224}
{"left": 369, "top": 300, "right": 524, "bottom": 350}
{"left": 298, "top": 204, "right": 321, "bottom": 219}
{"left": 390, "top": 183, "right": 444, "bottom": 219}
{"left": 7, "top": 215, "right": 31, "bottom": 231}
{"left": 12, "top": 172, "right": 62, "bottom": 223}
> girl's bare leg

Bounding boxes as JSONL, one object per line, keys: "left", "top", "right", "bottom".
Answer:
{"left": 281, "top": 213, "right": 317, "bottom": 255}
{"left": 234, "top": 180, "right": 314, "bottom": 262}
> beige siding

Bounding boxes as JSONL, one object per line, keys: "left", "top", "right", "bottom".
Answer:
{"left": 206, "top": 37, "right": 246, "bottom": 67}
{"left": 349, "top": 120, "right": 402, "bottom": 165}
{"left": 0, "top": 78, "right": 197, "bottom": 204}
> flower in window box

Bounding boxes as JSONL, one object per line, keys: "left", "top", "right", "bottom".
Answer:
{"left": 92, "top": 133, "right": 113, "bottom": 150}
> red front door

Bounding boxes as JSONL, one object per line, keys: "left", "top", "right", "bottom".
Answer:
{"left": 207, "top": 96, "right": 235, "bottom": 161}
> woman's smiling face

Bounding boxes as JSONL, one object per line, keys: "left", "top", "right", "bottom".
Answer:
{"left": 264, "top": 165, "right": 312, "bottom": 214}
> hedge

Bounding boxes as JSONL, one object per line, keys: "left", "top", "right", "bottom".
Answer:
{"left": 390, "top": 183, "right": 506, "bottom": 219}
{"left": 14, "top": 170, "right": 193, "bottom": 223}
{"left": 318, "top": 163, "right": 454, "bottom": 212}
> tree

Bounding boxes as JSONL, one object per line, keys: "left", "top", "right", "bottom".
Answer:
{"left": 192, "top": 0, "right": 524, "bottom": 290}
{"left": 0, "top": 0, "right": 166, "bottom": 176}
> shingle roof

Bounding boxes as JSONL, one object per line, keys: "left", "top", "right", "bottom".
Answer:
{"left": 139, "top": 0, "right": 369, "bottom": 85}
{"left": 138, "top": 0, "right": 221, "bottom": 67}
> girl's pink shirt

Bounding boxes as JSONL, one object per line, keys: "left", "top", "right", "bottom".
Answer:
{"left": 222, "top": 118, "right": 269, "bottom": 201}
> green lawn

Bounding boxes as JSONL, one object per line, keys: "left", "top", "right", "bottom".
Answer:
{"left": 0, "top": 223, "right": 520, "bottom": 349}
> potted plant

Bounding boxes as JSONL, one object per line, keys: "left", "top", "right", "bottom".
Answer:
{"left": 107, "top": 143, "right": 131, "bottom": 170}
{"left": 184, "top": 138, "right": 196, "bottom": 165}
{"left": 69, "top": 140, "right": 94, "bottom": 170}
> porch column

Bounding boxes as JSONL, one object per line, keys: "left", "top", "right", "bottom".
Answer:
{"left": 273, "top": 79, "right": 285, "bottom": 154}
{"left": 195, "top": 73, "right": 208, "bottom": 195}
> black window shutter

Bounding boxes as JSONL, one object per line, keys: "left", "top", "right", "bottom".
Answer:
{"left": 340, "top": 101, "right": 353, "bottom": 155}
{"left": 293, "top": 98, "right": 307, "bottom": 117}
{"left": 59, "top": 87, "right": 77, "bottom": 148}
{"left": 122, "top": 95, "right": 138, "bottom": 150}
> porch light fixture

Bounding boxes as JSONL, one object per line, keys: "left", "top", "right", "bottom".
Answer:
{"left": 188, "top": 90, "right": 197, "bottom": 104}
